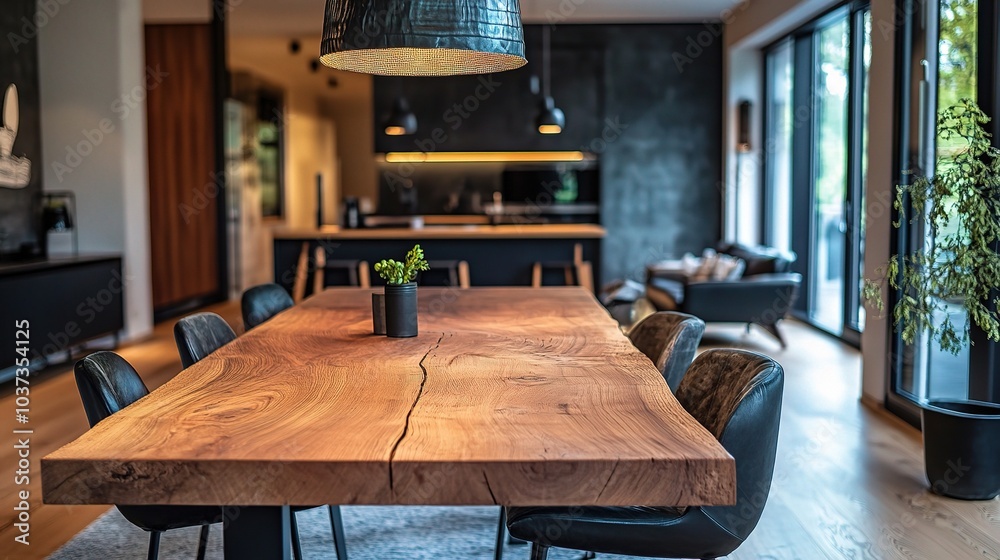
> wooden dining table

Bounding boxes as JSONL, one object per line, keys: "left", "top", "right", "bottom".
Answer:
{"left": 42, "top": 287, "right": 735, "bottom": 559}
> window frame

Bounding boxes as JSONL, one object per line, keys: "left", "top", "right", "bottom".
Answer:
{"left": 759, "top": 1, "right": 871, "bottom": 345}
{"left": 887, "top": 0, "right": 1000, "bottom": 426}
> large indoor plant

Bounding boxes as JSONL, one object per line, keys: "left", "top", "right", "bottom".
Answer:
{"left": 374, "top": 244, "right": 430, "bottom": 338}
{"left": 864, "top": 99, "right": 1000, "bottom": 500}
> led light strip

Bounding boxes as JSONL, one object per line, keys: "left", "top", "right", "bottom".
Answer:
{"left": 381, "top": 152, "right": 591, "bottom": 163}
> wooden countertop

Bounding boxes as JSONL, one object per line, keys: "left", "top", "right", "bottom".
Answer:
{"left": 273, "top": 224, "right": 607, "bottom": 240}
{"left": 42, "top": 287, "right": 733, "bottom": 507}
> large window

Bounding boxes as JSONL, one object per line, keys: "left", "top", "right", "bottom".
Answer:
{"left": 764, "top": 41, "right": 794, "bottom": 255}
{"left": 762, "top": 2, "right": 871, "bottom": 343}
{"left": 890, "top": 0, "right": 999, "bottom": 423}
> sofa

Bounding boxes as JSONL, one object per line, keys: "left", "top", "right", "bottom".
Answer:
{"left": 645, "top": 243, "right": 802, "bottom": 348}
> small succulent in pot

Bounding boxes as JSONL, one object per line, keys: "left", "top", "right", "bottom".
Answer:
{"left": 374, "top": 244, "right": 430, "bottom": 285}
{"left": 374, "top": 245, "right": 429, "bottom": 337}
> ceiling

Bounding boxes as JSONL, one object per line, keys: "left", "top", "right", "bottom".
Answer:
{"left": 228, "top": 0, "right": 746, "bottom": 37}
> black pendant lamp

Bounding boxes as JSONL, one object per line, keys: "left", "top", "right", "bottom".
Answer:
{"left": 535, "top": 26, "right": 564, "bottom": 134}
{"left": 384, "top": 97, "right": 417, "bottom": 135}
{"left": 320, "top": 0, "right": 527, "bottom": 76}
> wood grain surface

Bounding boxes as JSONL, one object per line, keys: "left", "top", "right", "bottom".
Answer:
{"left": 272, "top": 224, "right": 607, "bottom": 240}
{"left": 41, "top": 288, "right": 733, "bottom": 508}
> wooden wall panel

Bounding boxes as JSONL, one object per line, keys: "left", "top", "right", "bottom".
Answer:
{"left": 145, "top": 24, "right": 219, "bottom": 310}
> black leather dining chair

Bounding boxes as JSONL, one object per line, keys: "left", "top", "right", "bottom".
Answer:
{"left": 505, "top": 349, "right": 784, "bottom": 560}
{"left": 173, "top": 311, "right": 348, "bottom": 560}
{"left": 74, "top": 351, "right": 222, "bottom": 560}
{"left": 242, "top": 283, "right": 294, "bottom": 330}
{"left": 627, "top": 311, "right": 706, "bottom": 391}
{"left": 173, "top": 312, "right": 237, "bottom": 369}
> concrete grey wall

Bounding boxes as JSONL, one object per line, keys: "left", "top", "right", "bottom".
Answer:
{"left": 599, "top": 25, "right": 723, "bottom": 283}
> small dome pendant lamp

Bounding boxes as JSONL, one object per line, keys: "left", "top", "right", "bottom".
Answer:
{"left": 320, "top": 0, "right": 527, "bottom": 76}
{"left": 535, "top": 26, "right": 564, "bottom": 134}
{"left": 384, "top": 97, "right": 417, "bottom": 136}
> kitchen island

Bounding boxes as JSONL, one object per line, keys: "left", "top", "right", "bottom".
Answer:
{"left": 273, "top": 224, "right": 605, "bottom": 294}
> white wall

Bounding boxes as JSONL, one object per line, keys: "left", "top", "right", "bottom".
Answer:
{"left": 723, "top": 0, "right": 895, "bottom": 403}
{"left": 39, "top": 0, "right": 153, "bottom": 341}
{"left": 860, "top": 0, "right": 897, "bottom": 403}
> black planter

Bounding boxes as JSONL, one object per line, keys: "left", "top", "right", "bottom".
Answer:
{"left": 384, "top": 282, "right": 418, "bottom": 338}
{"left": 922, "top": 399, "right": 1000, "bottom": 500}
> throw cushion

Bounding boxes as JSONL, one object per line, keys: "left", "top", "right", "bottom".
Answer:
{"left": 693, "top": 249, "right": 719, "bottom": 281}
{"left": 711, "top": 255, "right": 746, "bottom": 280}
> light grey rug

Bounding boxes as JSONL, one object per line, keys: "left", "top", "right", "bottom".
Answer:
{"left": 48, "top": 506, "right": 640, "bottom": 559}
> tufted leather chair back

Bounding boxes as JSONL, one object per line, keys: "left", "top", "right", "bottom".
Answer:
{"left": 174, "top": 312, "right": 237, "bottom": 369}
{"left": 75, "top": 351, "right": 149, "bottom": 428}
{"left": 627, "top": 312, "right": 705, "bottom": 391}
{"left": 242, "top": 283, "right": 294, "bottom": 330}
{"left": 675, "top": 349, "right": 784, "bottom": 542}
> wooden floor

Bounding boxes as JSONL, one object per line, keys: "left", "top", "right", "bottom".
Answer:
{"left": 1, "top": 303, "right": 997, "bottom": 559}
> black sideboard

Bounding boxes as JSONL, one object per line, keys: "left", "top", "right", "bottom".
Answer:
{"left": 0, "top": 255, "right": 124, "bottom": 383}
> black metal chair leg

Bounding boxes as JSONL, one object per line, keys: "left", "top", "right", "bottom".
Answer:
{"left": 757, "top": 321, "right": 787, "bottom": 348}
{"left": 530, "top": 543, "right": 550, "bottom": 560}
{"left": 196, "top": 525, "right": 210, "bottom": 560}
{"left": 290, "top": 512, "right": 304, "bottom": 560}
{"left": 494, "top": 507, "right": 506, "bottom": 560}
{"left": 147, "top": 531, "right": 161, "bottom": 560}
{"left": 328, "top": 505, "right": 348, "bottom": 560}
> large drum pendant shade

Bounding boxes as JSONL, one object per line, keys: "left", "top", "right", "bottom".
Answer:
{"left": 320, "top": 0, "right": 527, "bottom": 76}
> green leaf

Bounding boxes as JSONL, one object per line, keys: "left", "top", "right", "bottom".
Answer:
{"left": 867, "top": 100, "right": 1000, "bottom": 354}
{"left": 374, "top": 245, "right": 431, "bottom": 285}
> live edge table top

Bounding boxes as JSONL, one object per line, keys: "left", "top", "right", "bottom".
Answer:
{"left": 42, "top": 287, "right": 735, "bottom": 508}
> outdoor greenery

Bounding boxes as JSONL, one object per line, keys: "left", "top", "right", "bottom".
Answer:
{"left": 864, "top": 100, "right": 1000, "bottom": 354}
{"left": 374, "top": 244, "right": 430, "bottom": 285}
{"left": 938, "top": 0, "right": 978, "bottom": 113}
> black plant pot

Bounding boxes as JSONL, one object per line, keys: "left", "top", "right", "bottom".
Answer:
{"left": 922, "top": 399, "right": 1000, "bottom": 500}
{"left": 384, "top": 282, "right": 418, "bottom": 338}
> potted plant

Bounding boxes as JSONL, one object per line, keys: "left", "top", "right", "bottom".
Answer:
{"left": 864, "top": 99, "right": 1000, "bottom": 500}
{"left": 374, "top": 244, "right": 430, "bottom": 338}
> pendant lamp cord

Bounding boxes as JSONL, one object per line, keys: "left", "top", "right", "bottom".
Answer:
{"left": 542, "top": 25, "right": 551, "bottom": 98}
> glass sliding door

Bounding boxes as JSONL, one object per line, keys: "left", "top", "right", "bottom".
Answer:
{"left": 848, "top": 9, "right": 872, "bottom": 333}
{"left": 762, "top": 2, "right": 870, "bottom": 343}
{"left": 764, "top": 41, "right": 794, "bottom": 254}
{"left": 809, "top": 16, "right": 851, "bottom": 334}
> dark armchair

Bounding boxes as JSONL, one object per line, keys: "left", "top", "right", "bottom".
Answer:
{"left": 647, "top": 243, "right": 801, "bottom": 348}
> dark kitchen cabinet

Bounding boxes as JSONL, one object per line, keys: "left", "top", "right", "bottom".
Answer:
{"left": 374, "top": 28, "right": 605, "bottom": 152}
